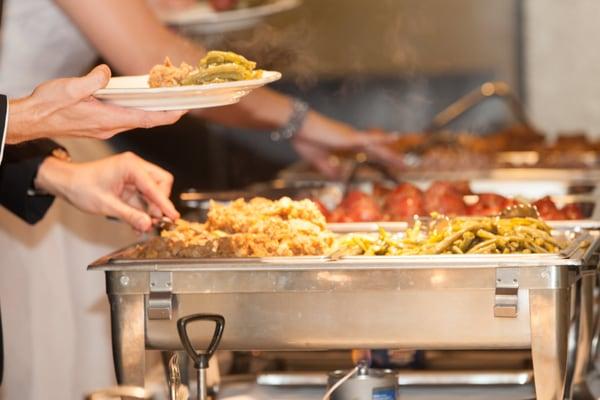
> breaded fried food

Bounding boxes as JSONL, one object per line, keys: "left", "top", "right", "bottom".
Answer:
{"left": 134, "top": 197, "right": 333, "bottom": 258}
{"left": 148, "top": 57, "right": 195, "bottom": 88}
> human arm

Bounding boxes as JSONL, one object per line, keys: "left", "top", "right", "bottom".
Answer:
{"left": 6, "top": 65, "right": 186, "bottom": 145}
{"left": 33, "top": 152, "right": 180, "bottom": 231}
{"left": 54, "top": 0, "right": 399, "bottom": 177}
{"left": 0, "top": 140, "right": 64, "bottom": 224}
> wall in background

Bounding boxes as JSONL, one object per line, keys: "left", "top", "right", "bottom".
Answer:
{"left": 220, "top": 0, "right": 518, "bottom": 86}
{"left": 525, "top": 0, "right": 600, "bottom": 137}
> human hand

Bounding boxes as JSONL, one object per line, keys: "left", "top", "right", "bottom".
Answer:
{"left": 292, "top": 112, "right": 402, "bottom": 178}
{"left": 34, "top": 152, "right": 180, "bottom": 232}
{"left": 7, "top": 65, "right": 186, "bottom": 145}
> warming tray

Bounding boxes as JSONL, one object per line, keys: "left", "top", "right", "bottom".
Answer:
{"left": 179, "top": 177, "right": 600, "bottom": 228}
{"left": 90, "top": 227, "right": 600, "bottom": 400}
{"left": 277, "top": 164, "right": 600, "bottom": 185}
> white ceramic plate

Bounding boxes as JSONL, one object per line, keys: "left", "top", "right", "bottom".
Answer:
{"left": 94, "top": 70, "right": 281, "bottom": 111}
{"left": 158, "top": 0, "right": 301, "bottom": 34}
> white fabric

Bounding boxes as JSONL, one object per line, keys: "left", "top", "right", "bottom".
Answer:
{"left": 0, "top": 0, "right": 137, "bottom": 399}
{"left": 0, "top": 100, "right": 8, "bottom": 165}
{"left": 0, "top": 0, "right": 97, "bottom": 97}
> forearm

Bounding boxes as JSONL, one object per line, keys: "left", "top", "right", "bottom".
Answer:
{"left": 33, "top": 156, "right": 73, "bottom": 199}
{"left": 6, "top": 97, "right": 41, "bottom": 145}
{"left": 195, "top": 87, "right": 295, "bottom": 130}
{"left": 55, "top": 0, "right": 298, "bottom": 130}
{"left": 56, "top": 0, "right": 205, "bottom": 74}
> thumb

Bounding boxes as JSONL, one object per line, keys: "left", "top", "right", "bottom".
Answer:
{"left": 67, "top": 64, "right": 112, "bottom": 100}
{"left": 105, "top": 196, "right": 153, "bottom": 232}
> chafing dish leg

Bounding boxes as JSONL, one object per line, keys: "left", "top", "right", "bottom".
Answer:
{"left": 110, "top": 294, "right": 146, "bottom": 386}
{"left": 573, "top": 274, "right": 595, "bottom": 387}
{"left": 592, "top": 274, "right": 600, "bottom": 370}
{"left": 529, "top": 288, "right": 571, "bottom": 400}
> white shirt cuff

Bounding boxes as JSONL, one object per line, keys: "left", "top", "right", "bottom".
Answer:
{"left": 0, "top": 96, "right": 8, "bottom": 166}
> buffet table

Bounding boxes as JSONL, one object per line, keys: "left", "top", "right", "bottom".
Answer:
{"left": 90, "top": 225, "right": 599, "bottom": 400}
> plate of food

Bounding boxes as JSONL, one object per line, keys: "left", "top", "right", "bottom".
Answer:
{"left": 157, "top": 0, "right": 301, "bottom": 34}
{"left": 94, "top": 51, "right": 281, "bottom": 111}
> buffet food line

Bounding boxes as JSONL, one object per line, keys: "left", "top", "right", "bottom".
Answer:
{"left": 88, "top": 81, "right": 600, "bottom": 400}
{"left": 89, "top": 194, "right": 599, "bottom": 400}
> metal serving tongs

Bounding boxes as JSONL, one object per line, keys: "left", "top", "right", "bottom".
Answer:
{"left": 106, "top": 215, "right": 175, "bottom": 232}
{"left": 425, "top": 81, "right": 534, "bottom": 133}
{"left": 340, "top": 159, "right": 400, "bottom": 197}
{"left": 498, "top": 203, "right": 540, "bottom": 219}
{"left": 177, "top": 314, "right": 225, "bottom": 400}
{"left": 154, "top": 216, "right": 176, "bottom": 231}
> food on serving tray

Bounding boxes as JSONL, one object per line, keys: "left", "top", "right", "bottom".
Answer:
{"left": 325, "top": 181, "right": 585, "bottom": 222}
{"left": 328, "top": 191, "right": 383, "bottom": 223}
{"left": 148, "top": 51, "right": 263, "bottom": 88}
{"left": 135, "top": 197, "right": 334, "bottom": 258}
{"left": 339, "top": 216, "right": 563, "bottom": 256}
{"left": 358, "top": 125, "right": 600, "bottom": 171}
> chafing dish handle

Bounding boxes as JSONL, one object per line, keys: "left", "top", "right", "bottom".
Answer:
{"left": 177, "top": 314, "right": 225, "bottom": 369}
{"left": 177, "top": 314, "right": 225, "bottom": 400}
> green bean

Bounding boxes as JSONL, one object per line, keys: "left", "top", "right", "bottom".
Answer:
{"left": 199, "top": 51, "right": 257, "bottom": 70}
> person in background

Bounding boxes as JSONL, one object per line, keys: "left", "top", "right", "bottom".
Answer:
{"left": 7, "top": 0, "right": 396, "bottom": 178}
{"left": 0, "top": 1, "right": 397, "bottom": 398}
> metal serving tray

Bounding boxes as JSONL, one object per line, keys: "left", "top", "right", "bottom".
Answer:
{"left": 277, "top": 163, "right": 600, "bottom": 184}
{"left": 90, "top": 228, "right": 600, "bottom": 400}
{"left": 179, "top": 178, "right": 600, "bottom": 229}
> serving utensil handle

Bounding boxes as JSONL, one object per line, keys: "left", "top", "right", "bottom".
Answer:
{"left": 177, "top": 314, "right": 225, "bottom": 400}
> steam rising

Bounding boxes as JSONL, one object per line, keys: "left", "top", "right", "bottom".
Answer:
{"left": 196, "top": 1, "right": 516, "bottom": 134}
{"left": 220, "top": 23, "right": 318, "bottom": 88}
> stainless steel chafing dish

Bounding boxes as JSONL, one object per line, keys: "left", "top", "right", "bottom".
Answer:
{"left": 278, "top": 163, "right": 600, "bottom": 187}
{"left": 179, "top": 177, "right": 600, "bottom": 230}
{"left": 90, "top": 227, "right": 600, "bottom": 400}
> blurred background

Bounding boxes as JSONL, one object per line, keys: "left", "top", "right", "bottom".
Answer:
{"left": 110, "top": 0, "right": 530, "bottom": 193}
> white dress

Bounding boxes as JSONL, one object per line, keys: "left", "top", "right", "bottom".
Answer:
{"left": 0, "top": 0, "right": 138, "bottom": 398}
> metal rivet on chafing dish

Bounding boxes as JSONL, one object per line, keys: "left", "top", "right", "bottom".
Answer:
{"left": 119, "top": 275, "right": 130, "bottom": 287}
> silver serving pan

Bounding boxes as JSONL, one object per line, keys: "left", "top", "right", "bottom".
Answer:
{"left": 277, "top": 163, "right": 600, "bottom": 184}
{"left": 179, "top": 178, "right": 600, "bottom": 229}
{"left": 90, "top": 228, "right": 599, "bottom": 400}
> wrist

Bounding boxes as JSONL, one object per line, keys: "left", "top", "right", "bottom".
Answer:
{"left": 293, "top": 110, "right": 319, "bottom": 143}
{"left": 34, "top": 156, "right": 75, "bottom": 198}
{"left": 7, "top": 97, "right": 38, "bottom": 145}
{"left": 270, "top": 98, "right": 310, "bottom": 142}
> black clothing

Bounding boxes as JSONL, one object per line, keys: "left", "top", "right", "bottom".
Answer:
{"left": 0, "top": 139, "right": 61, "bottom": 224}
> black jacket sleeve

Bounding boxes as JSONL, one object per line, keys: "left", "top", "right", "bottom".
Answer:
{"left": 0, "top": 139, "right": 62, "bottom": 224}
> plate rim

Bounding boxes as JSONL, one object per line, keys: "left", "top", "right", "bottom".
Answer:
{"left": 94, "top": 70, "right": 281, "bottom": 96}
